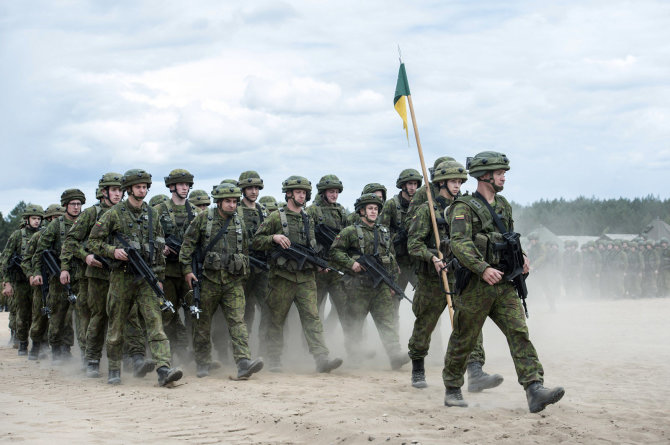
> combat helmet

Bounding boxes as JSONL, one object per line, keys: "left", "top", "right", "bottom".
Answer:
{"left": 259, "top": 196, "right": 278, "bottom": 212}
{"left": 149, "top": 194, "right": 170, "bottom": 207}
{"left": 211, "top": 183, "right": 242, "bottom": 202}
{"left": 164, "top": 169, "right": 194, "bottom": 187}
{"left": 362, "top": 183, "right": 387, "bottom": 202}
{"left": 354, "top": 193, "right": 384, "bottom": 213}
{"left": 99, "top": 172, "right": 123, "bottom": 188}
{"left": 396, "top": 168, "right": 422, "bottom": 189}
{"left": 44, "top": 204, "right": 65, "bottom": 219}
{"left": 22, "top": 203, "right": 45, "bottom": 219}
{"left": 237, "top": 171, "right": 264, "bottom": 190}
{"left": 122, "top": 169, "right": 152, "bottom": 190}
{"left": 60, "top": 189, "right": 86, "bottom": 206}
{"left": 220, "top": 178, "right": 238, "bottom": 185}
{"left": 189, "top": 189, "right": 211, "bottom": 207}
{"left": 432, "top": 160, "right": 468, "bottom": 184}
{"left": 95, "top": 188, "right": 103, "bottom": 200}
{"left": 429, "top": 156, "right": 455, "bottom": 180}
{"left": 660, "top": 237, "right": 669, "bottom": 247}
{"left": 466, "top": 151, "right": 510, "bottom": 178}
{"left": 282, "top": 175, "right": 312, "bottom": 202}
{"left": 316, "top": 174, "right": 343, "bottom": 193}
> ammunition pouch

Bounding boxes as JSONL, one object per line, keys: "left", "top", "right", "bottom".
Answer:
{"left": 203, "top": 251, "right": 249, "bottom": 275}
{"left": 453, "top": 259, "right": 472, "bottom": 296}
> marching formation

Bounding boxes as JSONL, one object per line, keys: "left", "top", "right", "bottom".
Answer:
{"left": 1, "top": 151, "right": 565, "bottom": 413}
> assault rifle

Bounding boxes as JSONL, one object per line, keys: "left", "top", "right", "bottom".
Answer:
{"left": 165, "top": 235, "right": 182, "bottom": 257}
{"left": 392, "top": 228, "right": 409, "bottom": 257}
{"left": 189, "top": 251, "right": 202, "bottom": 319}
{"left": 356, "top": 253, "right": 412, "bottom": 304}
{"left": 494, "top": 232, "right": 529, "bottom": 317}
{"left": 270, "top": 243, "right": 345, "bottom": 276}
{"left": 93, "top": 254, "right": 112, "bottom": 270}
{"left": 7, "top": 254, "right": 26, "bottom": 280}
{"left": 249, "top": 252, "right": 270, "bottom": 272}
{"left": 114, "top": 233, "right": 175, "bottom": 313}
{"left": 41, "top": 250, "right": 77, "bottom": 304}
{"left": 314, "top": 224, "right": 340, "bottom": 250}
{"left": 39, "top": 263, "right": 52, "bottom": 318}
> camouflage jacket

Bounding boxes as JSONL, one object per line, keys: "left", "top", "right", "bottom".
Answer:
{"left": 626, "top": 250, "right": 643, "bottom": 273}
{"left": 155, "top": 198, "right": 199, "bottom": 277}
{"left": 307, "top": 194, "right": 347, "bottom": 252}
{"left": 237, "top": 200, "right": 268, "bottom": 241}
{"left": 330, "top": 221, "right": 397, "bottom": 278}
{"left": 407, "top": 198, "right": 451, "bottom": 273}
{"left": 89, "top": 200, "right": 166, "bottom": 280}
{"left": 448, "top": 193, "right": 515, "bottom": 276}
{"left": 404, "top": 183, "right": 439, "bottom": 231}
{"left": 642, "top": 248, "right": 660, "bottom": 272}
{"left": 582, "top": 249, "right": 601, "bottom": 275}
{"left": 1, "top": 226, "right": 39, "bottom": 283}
{"left": 252, "top": 204, "right": 318, "bottom": 283}
{"left": 20, "top": 230, "right": 43, "bottom": 280}
{"left": 61, "top": 202, "right": 113, "bottom": 280}
{"left": 608, "top": 249, "right": 628, "bottom": 271}
{"left": 34, "top": 216, "right": 78, "bottom": 279}
{"left": 562, "top": 249, "right": 582, "bottom": 276}
{"left": 527, "top": 243, "right": 547, "bottom": 270}
{"left": 180, "top": 208, "right": 249, "bottom": 284}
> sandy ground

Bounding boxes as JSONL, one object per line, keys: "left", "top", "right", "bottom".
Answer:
{"left": 1, "top": 294, "right": 669, "bottom": 444}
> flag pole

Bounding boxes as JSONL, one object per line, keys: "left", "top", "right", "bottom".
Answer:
{"left": 405, "top": 78, "right": 455, "bottom": 327}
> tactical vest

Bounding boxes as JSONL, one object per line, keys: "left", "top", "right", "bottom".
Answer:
{"left": 115, "top": 202, "right": 164, "bottom": 267}
{"left": 158, "top": 199, "right": 195, "bottom": 240}
{"left": 202, "top": 208, "right": 248, "bottom": 275}
{"left": 237, "top": 202, "right": 266, "bottom": 238}
{"left": 273, "top": 205, "right": 317, "bottom": 272}
{"left": 450, "top": 194, "right": 513, "bottom": 267}
{"left": 311, "top": 199, "right": 346, "bottom": 230}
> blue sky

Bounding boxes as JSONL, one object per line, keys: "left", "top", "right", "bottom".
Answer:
{"left": 1, "top": 0, "right": 669, "bottom": 214}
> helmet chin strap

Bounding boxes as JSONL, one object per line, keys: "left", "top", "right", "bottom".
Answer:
{"left": 481, "top": 177, "right": 504, "bottom": 193}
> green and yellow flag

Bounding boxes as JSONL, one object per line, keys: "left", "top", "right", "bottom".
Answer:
{"left": 394, "top": 63, "right": 411, "bottom": 140}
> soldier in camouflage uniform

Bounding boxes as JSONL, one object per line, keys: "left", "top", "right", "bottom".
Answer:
{"left": 330, "top": 193, "right": 409, "bottom": 369}
{"left": 307, "top": 174, "right": 350, "bottom": 335}
{"left": 404, "top": 156, "right": 455, "bottom": 227}
{"left": 236, "top": 171, "right": 271, "bottom": 351}
{"left": 641, "top": 239, "right": 658, "bottom": 297}
{"left": 581, "top": 241, "right": 601, "bottom": 298}
{"left": 189, "top": 189, "right": 211, "bottom": 211}
{"left": 657, "top": 238, "right": 670, "bottom": 297}
{"left": 407, "top": 161, "right": 500, "bottom": 392}
{"left": 346, "top": 183, "right": 387, "bottom": 226}
{"left": 155, "top": 169, "right": 199, "bottom": 362}
{"left": 252, "top": 176, "right": 343, "bottom": 373}
{"left": 562, "top": 240, "right": 582, "bottom": 299}
{"left": 88, "top": 169, "right": 183, "bottom": 386}
{"left": 1, "top": 204, "right": 44, "bottom": 355}
{"left": 179, "top": 183, "right": 264, "bottom": 379}
{"left": 610, "top": 240, "right": 628, "bottom": 298}
{"left": 33, "top": 190, "right": 85, "bottom": 362}
{"left": 259, "top": 196, "right": 278, "bottom": 213}
{"left": 24, "top": 204, "right": 63, "bottom": 359}
{"left": 149, "top": 194, "right": 170, "bottom": 207}
{"left": 379, "top": 169, "right": 421, "bottom": 331}
{"left": 625, "top": 241, "right": 643, "bottom": 298}
{"left": 442, "top": 151, "right": 564, "bottom": 413}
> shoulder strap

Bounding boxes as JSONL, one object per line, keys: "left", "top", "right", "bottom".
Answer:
{"left": 185, "top": 199, "right": 195, "bottom": 223}
{"left": 473, "top": 192, "right": 507, "bottom": 233}
{"left": 354, "top": 224, "right": 366, "bottom": 253}
{"left": 204, "top": 210, "right": 232, "bottom": 255}
{"left": 234, "top": 214, "right": 243, "bottom": 253}
{"left": 278, "top": 206, "right": 290, "bottom": 236}
{"left": 372, "top": 225, "right": 380, "bottom": 256}
{"left": 301, "top": 210, "right": 311, "bottom": 246}
{"left": 255, "top": 202, "right": 266, "bottom": 224}
{"left": 456, "top": 195, "right": 495, "bottom": 232}
{"left": 148, "top": 204, "right": 155, "bottom": 263}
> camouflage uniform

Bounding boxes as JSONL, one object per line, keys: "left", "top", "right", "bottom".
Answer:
{"left": 562, "top": 241, "right": 581, "bottom": 298}
{"left": 329, "top": 204, "right": 406, "bottom": 367}
{"left": 443, "top": 193, "right": 544, "bottom": 390}
{"left": 658, "top": 240, "right": 670, "bottom": 297}
{"left": 642, "top": 241, "right": 659, "bottom": 297}
{"left": 307, "top": 192, "right": 349, "bottom": 331}
{"left": 155, "top": 197, "right": 198, "bottom": 357}
{"left": 581, "top": 242, "right": 601, "bottom": 298}
{"left": 22, "top": 229, "right": 49, "bottom": 351}
{"left": 608, "top": 242, "right": 628, "bottom": 298}
{"left": 252, "top": 198, "right": 334, "bottom": 369}
{"left": 88, "top": 199, "right": 172, "bottom": 373}
{"left": 180, "top": 206, "right": 252, "bottom": 367}
{"left": 625, "top": 243, "right": 643, "bottom": 298}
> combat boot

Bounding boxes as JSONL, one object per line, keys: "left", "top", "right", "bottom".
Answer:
{"left": 132, "top": 354, "right": 156, "bottom": 378}
{"left": 86, "top": 360, "right": 101, "bottom": 378}
{"left": 411, "top": 359, "right": 428, "bottom": 389}
{"left": 391, "top": 353, "right": 411, "bottom": 370}
{"left": 11, "top": 330, "right": 19, "bottom": 349}
{"left": 51, "top": 345, "right": 62, "bottom": 365}
{"left": 122, "top": 355, "right": 134, "bottom": 373}
{"left": 157, "top": 366, "right": 183, "bottom": 387}
{"left": 444, "top": 387, "right": 468, "bottom": 408}
{"left": 28, "top": 341, "right": 40, "bottom": 361}
{"left": 18, "top": 341, "right": 28, "bottom": 356}
{"left": 467, "top": 362, "right": 504, "bottom": 393}
{"left": 237, "top": 358, "right": 264, "bottom": 380}
{"left": 316, "top": 355, "right": 343, "bottom": 373}
{"left": 525, "top": 381, "right": 565, "bottom": 413}
{"left": 196, "top": 363, "right": 210, "bottom": 378}
{"left": 107, "top": 369, "right": 121, "bottom": 385}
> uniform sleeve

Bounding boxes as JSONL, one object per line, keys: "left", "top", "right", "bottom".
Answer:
{"left": 60, "top": 210, "right": 92, "bottom": 272}
{"left": 449, "top": 202, "right": 490, "bottom": 276}
{"left": 88, "top": 210, "right": 118, "bottom": 259}
{"left": 34, "top": 221, "right": 58, "bottom": 274}
{"left": 251, "top": 211, "right": 280, "bottom": 251}
{"left": 21, "top": 233, "right": 39, "bottom": 278}
{"left": 378, "top": 200, "right": 394, "bottom": 230}
{"left": 404, "top": 187, "right": 427, "bottom": 230}
{"left": 329, "top": 228, "right": 356, "bottom": 271}
{"left": 407, "top": 205, "right": 435, "bottom": 264}
{"left": 179, "top": 212, "right": 203, "bottom": 275}
{"left": 0, "top": 231, "right": 20, "bottom": 282}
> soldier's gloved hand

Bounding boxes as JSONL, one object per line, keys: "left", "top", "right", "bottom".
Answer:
{"left": 272, "top": 234, "right": 291, "bottom": 249}
{"left": 86, "top": 254, "right": 103, "bottom": 268}
{"left": 352, "top": 262, "right": 363, "bottom": 273}
{"left": 184, "top": 272, "right": 197, "bottom": 288}
{"left": 2, "top": 282, "right": 12, "bottom": 297}
{"left": 114, "top": 248, "right": 128, "bottom": 261}
{"left": 482, "top": 267, "right": 503, "bottom": 285}
{"left": 60, "top": 270, "right": 70, "bottom": 285}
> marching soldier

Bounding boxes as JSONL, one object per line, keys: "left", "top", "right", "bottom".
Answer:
{"left": 189, "top": 190, "right": 211, "bottom": 211}
{"left": 346, "top": 183, "right": 387, "bottom": 226}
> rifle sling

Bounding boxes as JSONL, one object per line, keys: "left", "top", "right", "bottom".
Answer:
{"left": 203, "top": 216, "right": 231, "bottom": 258}
{"left": 473, "top": 192, "right": 507, "bottom": 234}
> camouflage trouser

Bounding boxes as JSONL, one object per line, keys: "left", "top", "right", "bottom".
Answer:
{"left": 8, "top": 293, "right": 16, "bottom": 333}
{"left": 345, "top": 278, "right": 403, "bottom": 364}
{"left": 265, "top": 274, "right": 329, "bottom": 364}
{"left": 316, "top": 271, "right": 350, "bottom": 332}
{"left": 195, "top": 276, "right": 250, "bottom": 366}
{"left": 243, "top": 268, "right": 270, "bottom": 351}
{"left": 47, "top": 278, "right": 74, "bottom": 348}
{"left": 443, "top": 278, "right": 544, "bottom": 389}
{"left": 408, "top": 272, "right": 485, "bottom": 364}
{"left": 122, "top": 303, "right": 148, "bottom": 358}
{"left": 29, "top": 286, "right": 49, "bottom": 343}
{"left": 106, "top": 270, "right": 170, "bottom": 371}
{"left": 75, "top": 277, "right": 89, "bottom": 355}
{"left": 13, "top": 282, "right": 32, "bottom": 342}
{"left": 162, "top": 275, "right": 189, "bottom": 354}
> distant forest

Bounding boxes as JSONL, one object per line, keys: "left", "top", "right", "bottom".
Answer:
{"left": 2, "top": 197, "right": 670, "bottom": 249}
